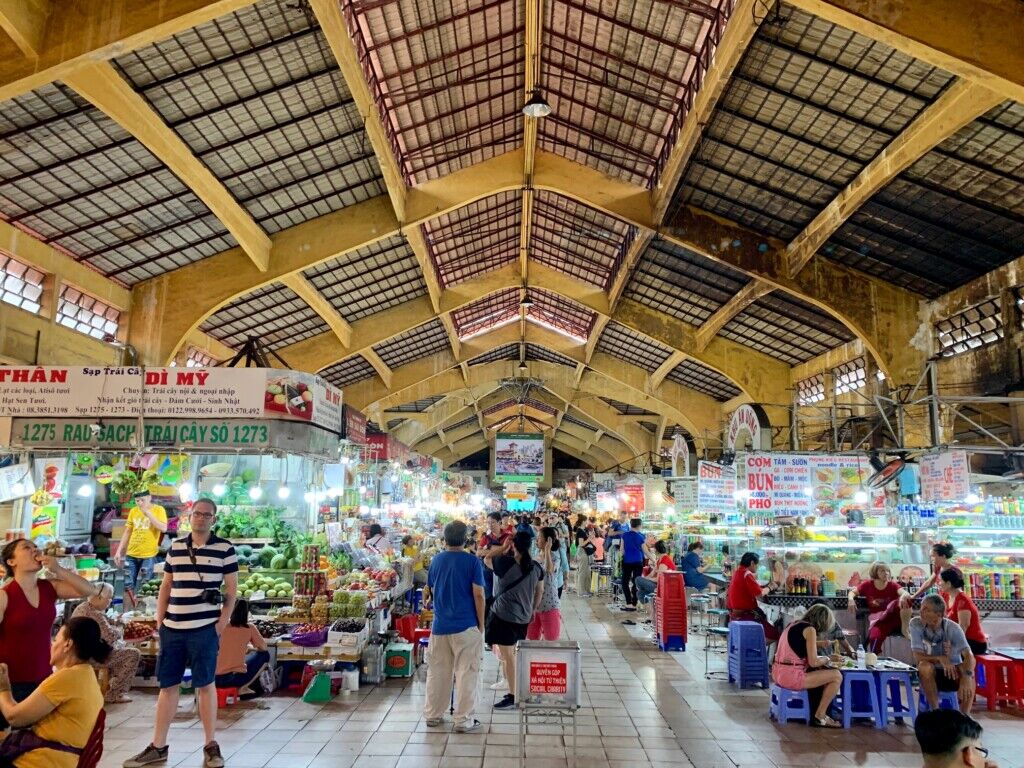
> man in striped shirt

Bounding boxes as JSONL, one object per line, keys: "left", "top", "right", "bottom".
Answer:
{"left": 124, "top": 498, "right": 237, "bottom": 768}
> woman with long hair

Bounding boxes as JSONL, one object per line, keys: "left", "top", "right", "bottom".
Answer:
{"left": 912, "top": 542, "right": 956, "bottom": 600}
{"left": 484, "top": 532, "right": 544, "bottom": 710}
{"left": 0, "top": 616, "right": 110, "bottom": 767}
{"left": 214, "top": 600, "right": 271, "bottom": 695}
{"left": 527, "top": 528, "right": 562, "bottom": 641}
{"left": 70, "top": 582, "right": 141, "bottom": 703}
{"left": 938, "top": 567, "right": 988, "bottom": 656}
{"left": 772, "top": 604, "right": 843, "bottom": 728}
{"left": 0, "top": 539, "right": 106, "bottom": 728}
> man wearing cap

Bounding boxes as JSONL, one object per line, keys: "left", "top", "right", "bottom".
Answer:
{"left": 114, "top": 489, "right": 168, "bottom": 606}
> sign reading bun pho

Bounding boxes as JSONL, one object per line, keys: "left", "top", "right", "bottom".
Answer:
{"left": 725, "top": 403, "right": 771, "bottom": 451}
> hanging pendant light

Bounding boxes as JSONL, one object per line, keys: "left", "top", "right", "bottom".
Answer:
{"left": 522, "top": 89, "right": 551, "bottom": 118}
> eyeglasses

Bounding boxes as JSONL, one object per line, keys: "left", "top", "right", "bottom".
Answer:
{"left": 972, "top": 746, "right": 989, "bottom": 759}
{"left": 191, "top": 511, "right": 216, "bottom": 519}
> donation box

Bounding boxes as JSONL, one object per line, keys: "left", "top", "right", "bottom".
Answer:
{"left": 514, "top": 640, "right": 582, "bottom": 709}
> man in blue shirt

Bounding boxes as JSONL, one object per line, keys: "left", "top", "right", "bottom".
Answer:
{"left": 609, "top": 518, "right": 647, "bottom": 611}
{"left": 423, "top": 521, "right": 485, "bottom": 732}
{"left": 910, "top": 594, "right": 976, "bottom": 713}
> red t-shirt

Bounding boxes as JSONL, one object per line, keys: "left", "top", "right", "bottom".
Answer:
{"left": 857, "top": 579, "right": 901, "bottom": 613}
{"left": 659, "top": 555, "right": 676, "bottom": 572}
{"left": 947, "top": 591, "right": 986, "bottom": 644}
{"left": 727, "top": 568, "right": 762, "bottom": 611}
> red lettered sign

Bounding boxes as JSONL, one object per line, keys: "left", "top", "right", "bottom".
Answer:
{"left": 529, "top": 662, "right": 568, "bottom": 695}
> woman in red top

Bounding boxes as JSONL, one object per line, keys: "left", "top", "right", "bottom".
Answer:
{"left": 632, "top": 540, "right": 675, "bottom": 607}
{"left": 847, "top": 561, "right": 911, "bottom": 653}
{"left": 726, "top": 552, "right": 780, "bottom": 642}
{"left": 0, "top": 538, "right": 102, "bottom": 729}
{"left": 939, "top": 567, "right": 987, "bottom": 655}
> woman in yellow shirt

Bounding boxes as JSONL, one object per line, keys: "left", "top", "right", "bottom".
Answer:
{"left": 402, "top": 535, "right": 427, "bottom": 586}
{"left": 0, "top": 616, "right": 109, "bottom": 768}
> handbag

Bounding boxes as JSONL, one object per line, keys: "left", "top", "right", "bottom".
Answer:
{"left": 0, "top": 728, "right": 83, "bottom": 760}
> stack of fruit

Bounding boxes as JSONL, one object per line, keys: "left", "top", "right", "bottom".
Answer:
{"left": 240, "top": 572, "right": 294, "bottom": 600}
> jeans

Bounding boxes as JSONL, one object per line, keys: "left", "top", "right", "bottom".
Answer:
{"left": 635, "top": 576, "right": 657, "bottom": 605}
{"left": 215, "top": 650, "right": 271, "bottom": 691}
{"left": 621, "top": 561, "right": 644, "bottom": 606}
{"left": 124, "top": 555, "right": 155, "bottom": 593}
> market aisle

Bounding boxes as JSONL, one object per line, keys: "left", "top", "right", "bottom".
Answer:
{"left": 96, "top": 595, "right": 1022, "bottom": 768}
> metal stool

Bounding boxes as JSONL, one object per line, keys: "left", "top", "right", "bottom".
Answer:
{"left": 705, "top": 626, "right": 730, "bottom": 679}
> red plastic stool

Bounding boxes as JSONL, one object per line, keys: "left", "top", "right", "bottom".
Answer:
{"left": 395, "top": 614, "right": 418, "bottom": 643}
{"left": 216, "top": 687, "right": 240, "bottom": 708}
{"left": 976, "top": 655, "right": 1023, "bottom": 710}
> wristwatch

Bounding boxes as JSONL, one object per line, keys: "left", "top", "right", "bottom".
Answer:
{"left": 962, "top": 670, "right": 974, "bottom": 678}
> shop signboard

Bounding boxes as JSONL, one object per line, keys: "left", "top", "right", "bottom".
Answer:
{"left": 697, "top": 461, "right": 736, "bottom": 515}
{"left": 746, "top": 454, "right": 812, "bottom": 516}
{"left": 504, "top": 481, "right": 530, "bottom": 500}
{"left": 340, "top": 405, "right": 366, "bottom": 444}
{"left": 725, "top": 403, "right": 771, "bottom": 451}
{"left": 9, "top": 417, "right": 340, "bottom": 460}
{"left": 920, "top": 450, "right": 970, "bottom": 502}
{"left": 365, "top": 434, "right": 410, "bottom": 464}
{"left": 615, "top": 482, "right": 645, "bottom": 514}
{"left": 745, "top": 453, "right": 876, "bottom": 516}
{"left": 0, "top": 366, "right": 342, "bottom": 433}
{"left": 494, "top": 432, "right": 545, "bottom": 482}
{"left": 668, "top": 432, "right": 691, "bottom": 476}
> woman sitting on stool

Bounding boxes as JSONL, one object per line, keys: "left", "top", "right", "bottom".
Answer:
{"left": 772, "top": 604, "right": 843, "bottom": 728}
{"left": 214, "top": 600, "right": 270, "bottom": 696}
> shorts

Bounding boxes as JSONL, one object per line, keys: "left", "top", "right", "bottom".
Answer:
{"left": 935, "top": 667, "right": 960, "bottom": 692}
{"left": 485, "top": 612, "right": 529, "bottom": 647}
{"left": 157, "top": 623, "right": 220, "bottom": 689}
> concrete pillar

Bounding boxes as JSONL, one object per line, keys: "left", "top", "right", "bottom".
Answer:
{"left": 543, "top": 435, "right": 553, "bottom": 490}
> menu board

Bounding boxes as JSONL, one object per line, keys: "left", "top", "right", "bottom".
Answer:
{"left": 0, "top": 367, "right": 342, "bottom": 433}
{"left": 697, "top": 461, "right": 736, "bottom": 515}
{"left": 920, "top": 450, "right": 970, "bottom": 502}
{"left": 0, "top": 462, "right": 31, "bottom": 502}
{"left": 745, "top": 454, "right": 873, "bottom": 517}
{"left": 670, "top": 479, "right": 697, "bottom": 511}
{"left": 746, "top": 454, "right": 811, "bottom": 515}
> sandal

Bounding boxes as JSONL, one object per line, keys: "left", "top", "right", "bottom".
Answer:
{"left": 811, "top": 715, "right": 841, "bottom": 728}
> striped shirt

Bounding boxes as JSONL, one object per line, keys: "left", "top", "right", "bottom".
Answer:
{"left": 162, "top": 534, "right": 237, "bottom": 631}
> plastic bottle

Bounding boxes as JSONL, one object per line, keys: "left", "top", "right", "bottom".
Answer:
{"left": 856, "top": 645, "right": 866, "bottom": 668}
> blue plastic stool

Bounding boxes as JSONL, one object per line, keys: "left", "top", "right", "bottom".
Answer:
{"left": 727, "top": 621, "right": 769, "bottom": 689}
{"left": 918, "top": 689, "right": 960, "bottom": 712}
{"left": 878, "top": 671, "right": 917, "bottom": 726}
{"left": 841, "top": 670, "right": 883, "bottom": 728}
{"left": 659, "top": 634, "right": 685, "bottom": 651}
{"left": 769, "top": 684, "right": 811, "bottom": 724}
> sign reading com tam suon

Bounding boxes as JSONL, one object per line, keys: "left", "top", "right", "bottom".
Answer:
{"left": 0, "top": 366, "right": 342, "bottom": 433}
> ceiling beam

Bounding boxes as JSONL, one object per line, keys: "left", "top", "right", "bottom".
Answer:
{"left": 439, "top": 313, "right": 462, "bottom": 360}
{"left": 786, "top": 0, "right": 1024, "bottom": 104}
{"left": 404, "top": 226, "right": 443, "bottom": 313}
{"left": 0, "top": 0, "right": 50, "bottom": 59}
{"left": 361, "top": 349, "right": 392, "bottom": 388}
{"left": 694, "top": 279, "right": 774, "bottom": 351}
{"left": 308, "top": 0, "right": 407, "bottom": 221}
{"left": 651, "top": 0, "right": 764, "bottom": 222}
{"left": 0, "top": 0, "right": 259, "bottom": 102}
{"left": 607, "top": 231, "right": 653, "bottom": 314}
{"left": 785, "top": 78, "right": 1004, "bottom": 276}
{"left": 63, "top": 62, "right": 271, "bottom": 272}
{"left": 127, "top": 148, "right": 926, "bottom": 382}
{"left": 280, "top": 274, "right": 351, "bottom": 347}
{"left": 583, "top": 315, "right": 610, "bottom": 365}
{"left": 651, "top": 350, "right": 686, "bottom": 389}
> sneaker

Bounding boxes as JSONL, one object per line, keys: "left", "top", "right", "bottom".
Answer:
{"left": 621, "top": 619, "right": 637, "bottom": 626}
{"left": 123, "top": 744, "right": 169, "bottom": 767}
{"left": 455, "top": 719, "right": 482, "bottom": 733}
{"left": 622, "top": 606, "right": 637, "bottom": 612}
{"left": 202, "top": 742, "right": 224, "bottom": 768}
{"left": 425, "top": 717, "right": 444, "bottom": 727}
{"left": 493, "top": 693, "right": 515, "bottom": 710}
{"left": 489, "top": 679, "right": 508, "bottom": 691}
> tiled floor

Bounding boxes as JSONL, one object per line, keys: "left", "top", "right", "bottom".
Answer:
{"left": 98, "top": 595, "right": 1022, "bottom": 768}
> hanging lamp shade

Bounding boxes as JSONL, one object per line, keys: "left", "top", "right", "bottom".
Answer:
{"left": 522, "top": 89, "right": 552, "bottom": 118}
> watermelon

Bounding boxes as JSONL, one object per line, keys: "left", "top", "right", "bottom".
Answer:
{"left": 286, "top": 557, "right": 299, "bottom": 570}
{"left": 259, "top": 547, "right": 277, "bottom": 567}
{"left": 237, "top": 545, "right": 253, "bottom": 559}
{"left": 270, "top": 554, "right": 288, "bottom": 570}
